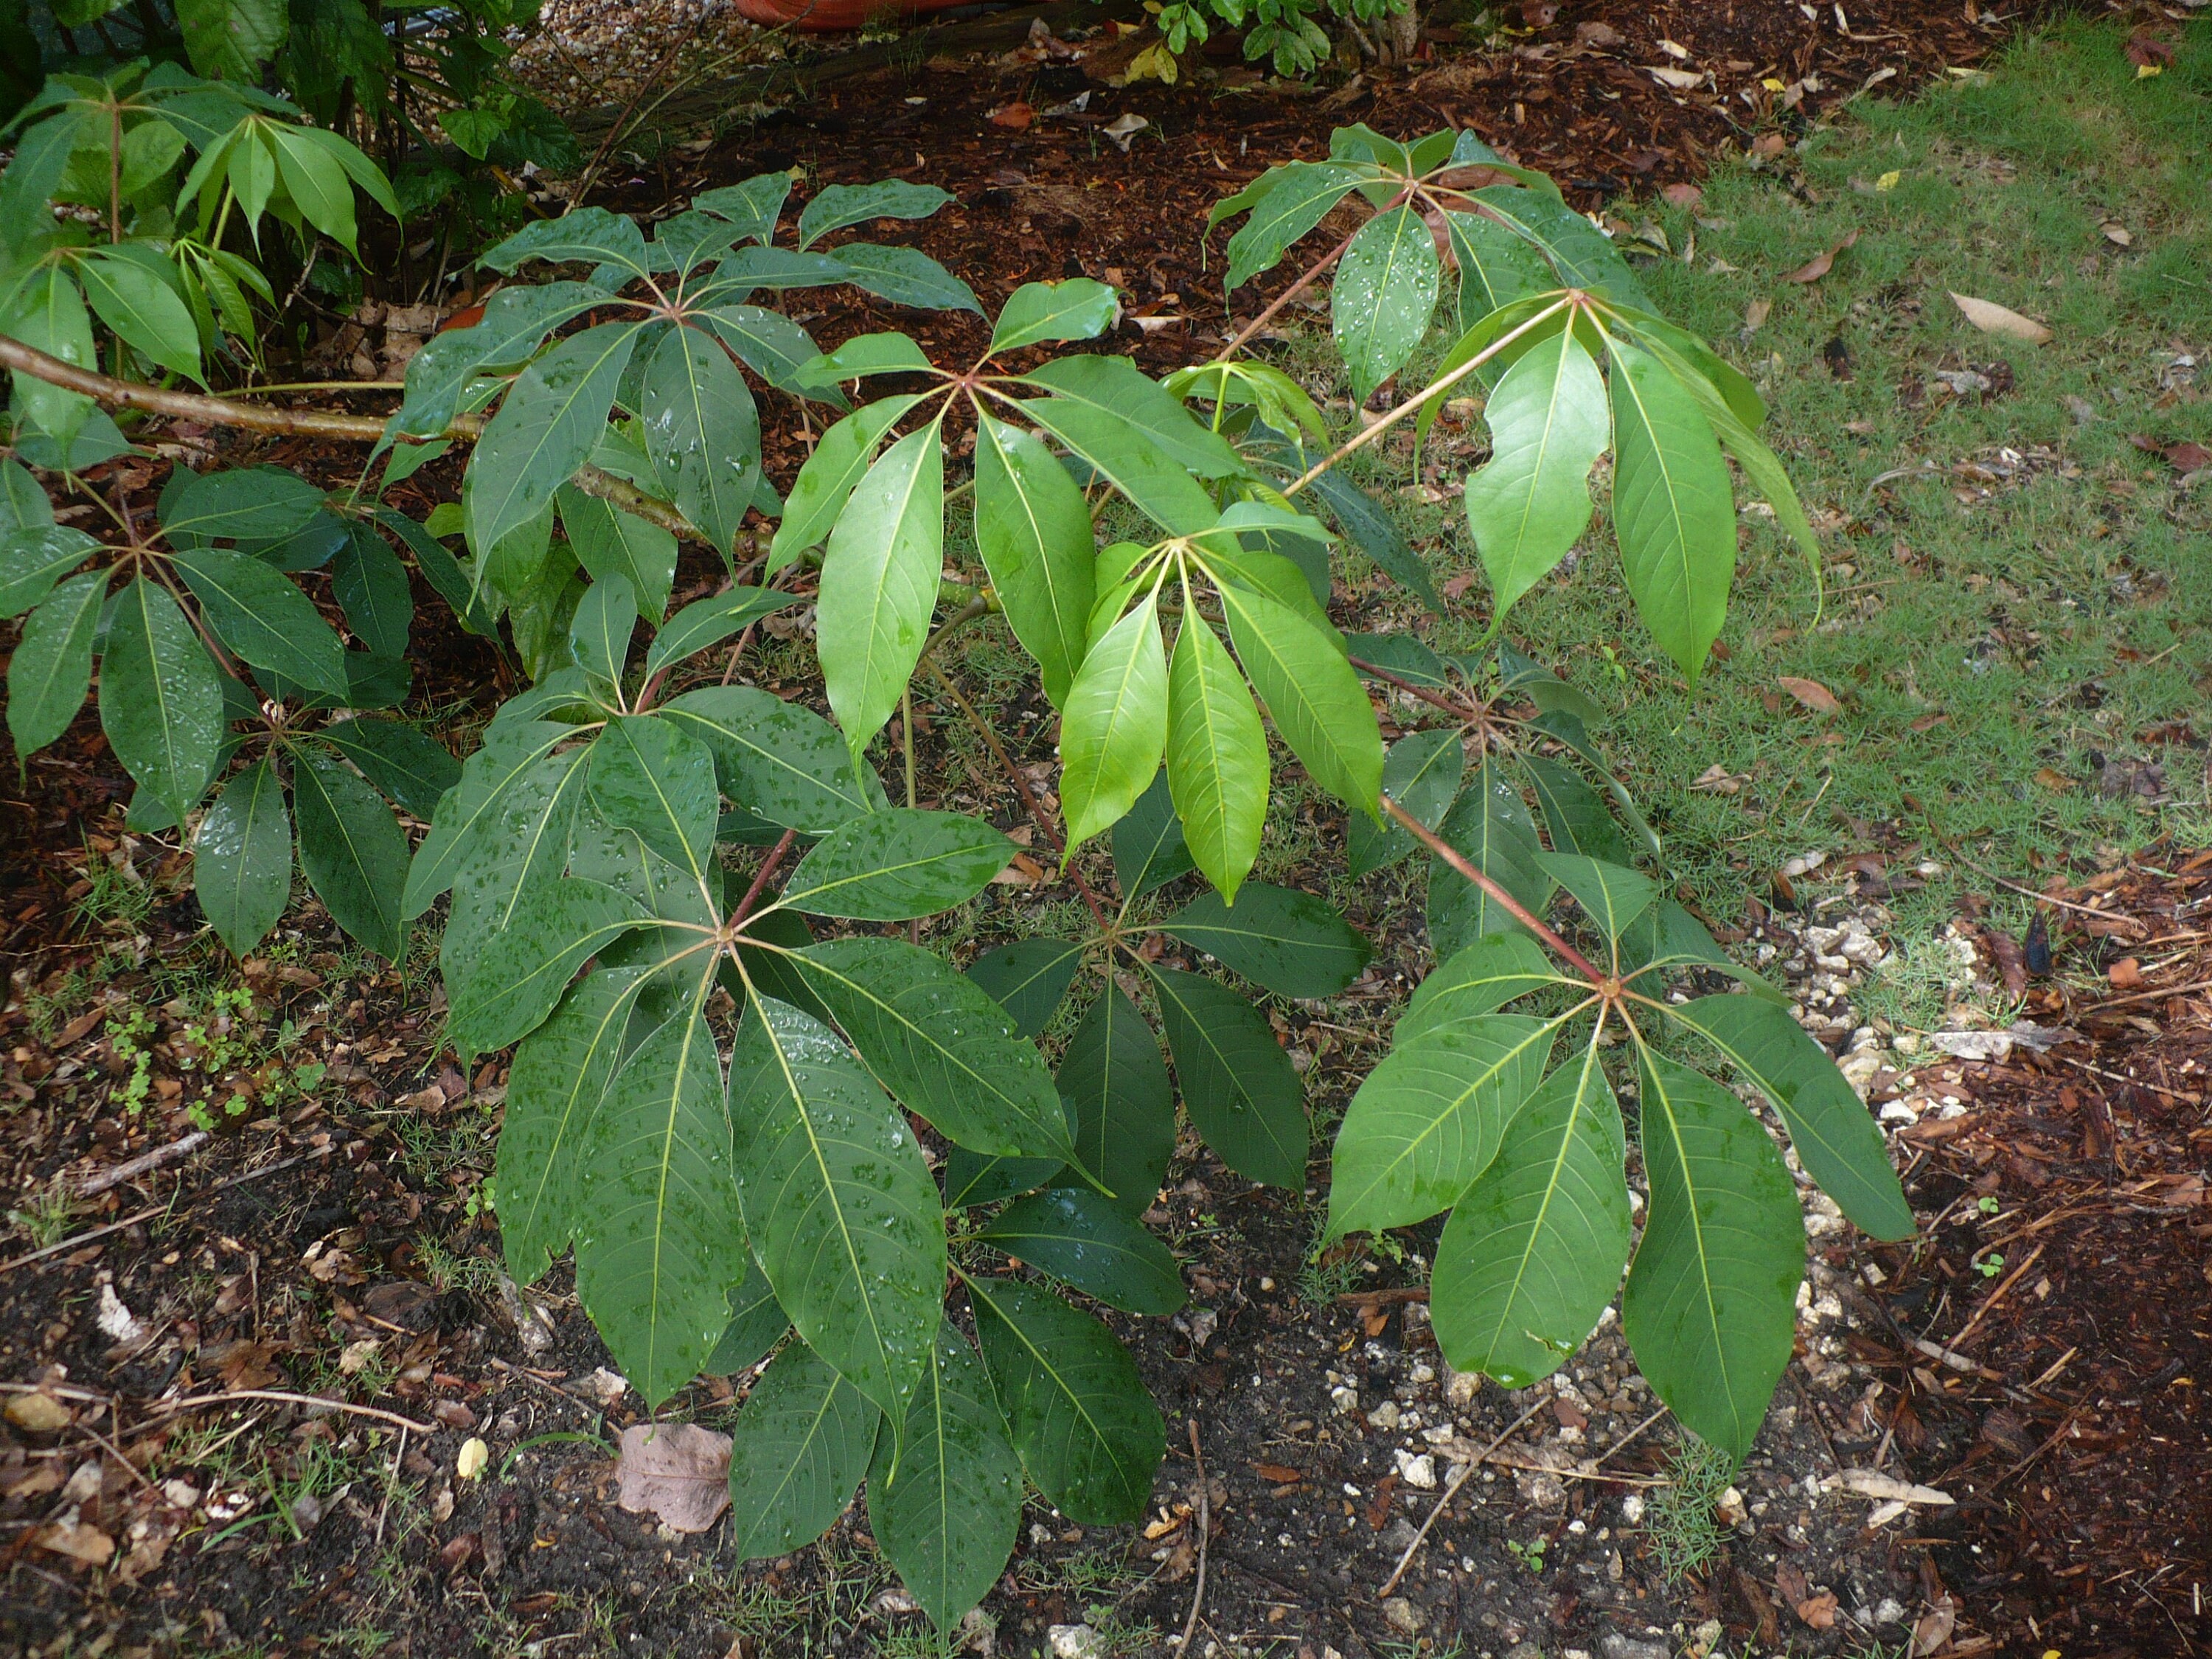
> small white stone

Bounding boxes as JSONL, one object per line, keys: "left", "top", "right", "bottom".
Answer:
{"left": 1621, "top": 1492, "right": 1646, "bottom": 1524}
{"left": 1331, "top": 1385, "right": 1360, "bottom": 1416}
{"left": 1367, "top": 1401, "right": 1402, "bottom": 1430}
{"left": 1048, "top": 1624, "right": 1105, "bottom": 1659}
{"left": 1394, "top": 1450, "right": 1438, "bottom": 1489}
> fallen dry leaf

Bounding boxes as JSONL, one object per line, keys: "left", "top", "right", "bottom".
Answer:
{"left": 4, "top": 1390, "right": 73, "bottom": 1433}
{"left": 2162, "top": 440, "right": 2211, "bottom": 473}
{"left": 1784, "top": 228, "right": 1858, "bottom": 284}
{"left": 1691, "top": 763, "right": 1748, "bottom": 794}
{"left": 1743, "top": 297, "right": 1771, "bottom": 333}
{"left": 33, "top": 1520, "right": 114, "bottom": 1568}
{"left": 1251, "top": 1461, "right": 1304, "bottom": 1484}
{"left": 1913, "top": 1596, "right": 1958, "bottom": 1658}
{"left": 1574, "top": 20, "right": 1622, "bottom": 46}
{"left": 2101, "top": 221, "right": 2132, "bottom": 247}
{"left": 2108, "top": 956, "right": 2143, "bottom": 989}
{"left": 1750, "top": 132, "right": 1787, "bottom": 159}
{"left": 1821, "top": 1468, "right": 1955, "bottom": 1505}
{"left": 1950, "top": 291, "right": 2052, "bottom": 344}
{"left": 1777, "top": 675, "right": 1842, "bottom": 714}
{"left": 1795, "top": 1591, "right": 1840, "bottom": 1630}
{"left": 1660, "top": 183, "right": 1703, "bottom": 208}
{"left": 1646, "top": 64, "right": 1703, "bottom": 89}
{"left": 986, "top": 102, "right": 1033, "bottom": 131}
{"left": 616, "top": 1422, "right": 731, "bottom": 1533}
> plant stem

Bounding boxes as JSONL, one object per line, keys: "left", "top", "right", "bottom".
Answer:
{"left": 731, "top": 829, "right": 798, "bottom": 925}
{"left": 1345, "top": 655, "right": 1470, "bottom": 720}
{"left": 1213, "top": 221, "right": 1363, "bottom": 362}
{"left": 1380, "top": 794, "right": 1603, "bottom": 981}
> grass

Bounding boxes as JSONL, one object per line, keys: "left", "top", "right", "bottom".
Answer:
{"left": 1640, "top": 1436, "right": 1739, "bottom": 1584}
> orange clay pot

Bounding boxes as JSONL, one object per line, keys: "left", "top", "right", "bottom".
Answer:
{"left": 731, "top": 0, "right": 973, "bottom": 30}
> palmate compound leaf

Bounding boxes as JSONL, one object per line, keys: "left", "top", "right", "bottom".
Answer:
{"left": 727, "top": 1338, "right": 881, "bottom": 1560}
{"left": 1058, "top": 587, "right": 1169, "bottom": 852}
{"left": 791, "top": 938, "right": 1077, "bottom": 1166}
{"left": 1533, "top": 850, "right": 1657, "bottom": 946}
{"left": 1146, "top": 965, "right": 1307, "bottom": 1189}
{"left": 963, "top": 939, "right": 1082, "bottom": 1042}
{"left": 980, "top": 1189, "right": 1184, "bottom": 1316}
{"left": 778, "top": 809, "right": 1012, "bottom": 922}
{"left": 1332, "top": 204, "right": 1441, "bottom": 403}
{"left": 974, "top": 413, "right": 1094, "bottom": 709}
{"left": 467, "top": 321, "right": 644, "bottom": 560}
{"left": 660, "top": 685, "right": 886, "bottom": 835}
{"left": 968, "top": 1275, "right": 1166, "bottom": 1525}
{"left": 815, "top": 417, "right": 944, "bottom": 767}
{"left": 1426, "top": 761, "right": 1554, "bottom": 960}
{"left": 1393, "top": 932, "right": 1565, "bottom": 1046}
{"left": 1430, "top": 1034, "right": 1632, "bottom": 1388}
{"left": 1621, "top": 1046, "right": 1804, "bottom": 1461}
{"left": 403, "top": 720, "right": 576, "bottom": 920}
{"left": 6, "top": 569, "right": 104, "bottom": 759}
{"left": 191, "top": 756, "right": 292, "bottom": 958}
{"left": 575, "top": 985, "right": 743, "bottom": 1410}
{"left": 1162, "top": 885, "right": 1370, "bottom": 1001}
{"left": 1461, "top": 323, "right": 1610, "bottom": 619}
{"left": 1164, "top": 609, "right": 1268, "bottom": 903}
{"left": 1662, "top": 995, "right": 1914, "bottom": 1240}
{"left": 866, "top": 1321, "right": 1022, "bottom": 1630}
{"left": 641, "top": 321, "right": 761, "bottom": 562}
{"left": 730, "top": 994, "right": 947, "bottom": 1425}
{"left": 1326, "top": 1012, "right": 1557, "bottom": 1242}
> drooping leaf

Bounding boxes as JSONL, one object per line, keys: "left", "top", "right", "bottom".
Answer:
{"left": 1332, "top": 204, "right": 1441, "bottom": 402}
{"left": 727, "top": 1339, "right": 880, "bottom": 1559}
{"left": 1147, "top": 965, "right": 1305, "bottom": 1189}
{"left": 641, "top": 585, "right": 799, "bottom": 681}
{"left": 560, "top": 484, "right": 678, "bottom": 623}
{"left": 1621, "top": 1048, "right": 1804, "bottom": 1461}
{"left": 1058, "top": 588, "right": 1168, "bottom": 852}
{"left": 1462, "top": 325, "right": 1609, "bottom": 617}
{"left": 191, "top": 755, "right": 292, "bottom": 956}
{"left": 98, "top": 576, "right": 223, "bottom": 827}
{"left": 1444, "top": 209, "right": 1553, "bottom": 335}
{"left": 1303, "top": 462, "right": 1444, "bottom": 614}
{"left": 981, "top": 1189, "right": 1183, "bottom": 1315}
{"left": 974, "top": 414, "right": 1094, "bottom": 709}
{"left": 796, "top": 180, "right": 953, "bottom": 249}
{"left": 1053, "top": 981, "right": 1175, "bottom": 1219}
{"left": 642, "top": 323, "right": 761, "bottom": 560}
{"left": 1618, "top": 898, "right": 1789, "bottom": 1006}
{"left": 1164, "top": 610, "right": 1268, "bottom": 903}
{"left": 392, "top": 281, "right": 602, "bottom": 437}
{"left": 1221, "top": 161, "right": 1365, "bottom": 291}
{"left": 661, "top": 685, "right": 886, "bottom": 834}
{"left": 779, "top": 809, "right": 1012, "bottom": 922}
{"left": 816, "top": 417, "right": 944, "bottom": 766}
{"left": 292, "top": 745, "right": 409, "bottom": 959}
{"left": 5, "top": 569, "right": 103, "bottom": 757}
{"left": 1020, "top": 396, "right": 1220, "bottom": 535}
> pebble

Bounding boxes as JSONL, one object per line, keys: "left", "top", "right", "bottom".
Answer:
{"left": 1382, "top": 1597, "right": 1425, "bottom": 1635}
{"left": 1366, "top": 1400, "right": 1401, "bottom": 1430}
{"left": 1600, "top": 1636, "right": 1669, "bottom": 1659}
{"left": 1048, "top": 1625, "right": 1105, "bottom": 1659}
{"left": 1393, "top": 1450, "right": 1438, "bottom": 1489}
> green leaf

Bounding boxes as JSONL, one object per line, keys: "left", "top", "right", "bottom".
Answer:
{"left": 400, "top": 720, "right": 573, "bottom": 919}
{"left": 1444, "top": 209, "right": 1552, "bottom": 335}
{"left": 942, "top": 1147, "right": 1058, "bottom": 1213}
{"left": 1533, "top": 851, "right": 1655, "bottom": 945}
{"left": 569, "top": 571, "right": 637, "bottom": 690}
{"left": 479, "top": 207, "right": 649, "bottom": 282}
{"left": 816, "top": 417, "right": 944, "bottom": 766}
{"left": 1164, "top": 885, "right": 1368, "bottom": 1001}
{"left": 730, "top": 994, "right": 947, "bottom": 1423}
{"left": 1222, "top": 161, "right": 1364, "bottom": 291}
{"left": 829, "top": 243, "right": 981, "bottom": 314}
{"left": 498, "top": 964, "right": 653, "bottom": 1281}
{"left": 780, "top": 809, "right": 1012, "bottom": 922}
{"left": 327, "top": 523, "right": 411, "bottom": 659}
{"left": 1303, "top": 463, "right": 1444, "bottom": 614}
{"left": 393, "top": 282, "right": 602, "bottom": 437}
{"left": 1604, "top": 336, "right": 1737, "bottom": 684}
{"left": 1147, "top": 965, "right": 1305, "bottom": 1189}
{"left": 981, "top": 1189, "right": 1183, "bottom": 1315}
{"left": 711, "top": 1257, "right": 789, "bottom": 1374}
{"left": 1523, "top": 751, "right": 1636, "bottom": 866}
{"left": 866, "top": 1322, "right": 1021, "bottom": 1630}
{"left": 98, "top": 576, "right": 222, "bottom": 826}
{"left": 177, "top": 0, "right": 287, "bottom": 79}
{"left": 1348, "top": 727, "right": 1464, "bottom": 877}
{"left": 1332, "top": 205, "right": 1441, "bottom": 402}
{"left": 641, "top": 585, "right": 799, "bottom": 681}
{"left": 0, "top": 459, "right": 55, "bottom": 540}
{"left": 467, "top": 321, "right": 643, "bottom": 560}
{"left": 445, "top": 876, "right": 644, "bottom": 1056}
{"left": 559, "top": 484, "right": 677, "bottom": 622}
{"left": 1620, "top": 899, "right": 1789, "bottom": 1006}
{"left": 990, "top": 279, "right": 1118, "bottom": 355}
{"left": 1058, "top": 588, "right": 1168, "bottom": 851}
{"left": 576, "top": 992, "right": 742, "bottom": 1408}
{"left": 797, "top": 181, "right": 953, "bottom": 249}
{"left": 1395, "top": 932, "right": 1564, "bottom": 1046}
{"left": 711, "top": 245, "right": 851, "bottom": 293}
{"left": 1215, "top": 579, "right": 1382, "bottom": 816}
{"left": 588, "top": 713, "right": 720, "bottom": 888}
{"left": 693, "top": 172, "right": 793, "bottom": 244}
{"left": 728, "top": 1339, "right": 881, "bottom": 1559}
{"left": 1345, "top": 631, "right": 1451, "bottom": 689}
{"left": 1662, "top": 995, "right": 1913, "bottom": 1240}
{"left": 1165, "top": 611, "right": 1268, "bottom": 903}
{"left": 1018, "top": 354, "right": 1245, "bottom": 481}
{"left": 1326, "top": 1012, "right": 1555, "bottom": 1239}
{"left": 661, "top": 685, "right": 885, "bottom": 834}
{"left": 292, "top": 745, "right": 408, "bottom": 959}
{"left": 767, "top": 394, "right": 922, "bottom": 574}
{"left": 3, "top": 266, "right": 95, "bottom": 447}
{"left": 267, "top": 122, "right": 359, "bottom": 254}
{"left": 1020, "top": 397, "right": 1220, "bottom": 536}
{"left": 793, "top": 938, "right": 1075, "bottom": 1164}
{"left": 1462, "top": 325, "right": 1608, "bottom": 617}
{"left": 170, "top": 545, "right": 349, "bottom": 699}
{"left": 974, "top": 414, "right": 1094, "bottom": 709}
{"left": 374, "top": 508, "right": 497, "bottom": 638}
{"left": 0, "top": 526, "right": 98, "bottom": 619}
{"left": 1430, "top": 1036, "right": 1631, "bottom": 1388}
{"left": 1427, "top": 762, "right": 1553, "bottom": 959}
{"left": 1621, "top": 1048, "right": 1804, "bottom": 1460}
{"left": 77, "top": 248, "right": 201, "bottom": 380}
{"left": 190, "top": 754, "right": 292, "bottom": 956}
{"left": 699, "top": 303, "right": 841, "bottom": 406}
{"left": 1474, "top": 187, "right": 1647, "bottom": 306}
{"left": 964, "top": 939, "right": 1082, "bottom": 1041}
{"left": 799, "top": 331, "right": 934, "bottom": 386}
{"left": 643, "top": 323, "right": 760, "bottom": 560}
{"left": 1054, "top": 982, "right": 1175, "bottom": 1219}
{"left": 6, "top": 570, "right": 102, "bottom": 756}
{"left": 1112, "top": 770, "right": 1193, "bottom": 901}
{"left": 968, "top": 1275, "right": 1166, "bottom": 1523}
{"left": 159, "top": 465, "right": 324, "bottom": 556}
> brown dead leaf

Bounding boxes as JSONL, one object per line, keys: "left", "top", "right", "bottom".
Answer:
{"left": 1912, "top": 1595, "right": 1958, "bottom": 1658}
{"left": 1743, "top": 298, "right": 1771, "bottom": 333}
{"left": 1690, "top": 763, "right": 1748, "bottom": 795}
{"left": 4, "top": 1390, "right": 73, "bottom": 1433}
{"left": 1775, "top": 1560, "right": 1810, "bottom": 1607}
{"left": 1949, "top": 291, "right": 2052, "bottom": 344}
{"left": 1660, "top": 183, "right": 1703, "bottom": 208}
{"left": 2162, "top": 439, "right": 2211, "bottom": 473}
{"left": 33, "top": 1520, "right": 114, "bottom": 1568}
{"left": 1750, "top": 133, "right": 1787, "bottom": 159}
{"left": 2107, "top": 956, "right": 2143, "bottom": 989}
{"left": 1441, "top": 571, "right": 1482, "bottom": 602}
{"left": 986, "top": 102, "right": 1033, "bottom": 131}
{"left": 1574, "top": 20, "right": 1622, "bottom": 46}
{"left": 1910, "top": 712, "right": 1950, "bottom": 732}
{"left": 615, "top": 1422, "right": 731, "bottom": 1534}
{"left": 1777, "top": 675, "right": 1842, "bottom": 714}
{"left": 1794, "top": 1591, "right": 1840, "bottom": 1631}
{"left": 1251, "top": 1461, "right": 1304, "bottom": 1484}
{"left": 2101, "top": 221, "right": 2132, "bottom": 247}
{"left": 1784, "top": 228, "right": 1858, "bottom": 284}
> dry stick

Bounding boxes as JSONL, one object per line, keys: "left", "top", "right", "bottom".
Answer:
{"left": 1377, "top": 1397, "right": 1549, "bottom": 1598}
{"left": 2083, "top": 976, "right": 2212, "bottom": 1014}
{"left": 1381, "top": 794, "right": 1604, "bottom": 981}
{"left": 0, "top": 1143, "right": 341, "bottom": 1275}
{"left": 136, "top": 1390, "right": 435, "bottom": 1436}
{"left": 1179, "top": 1417, "right": 1210, "bottom": 1653}
{"left": 76, "top": 1132, "right": 210, "bottom": 1199}
{"left": 0, "top": 334, "right": 698, "bottom": 540}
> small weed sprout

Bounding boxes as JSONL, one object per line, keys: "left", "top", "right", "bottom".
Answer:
{"left": 1642, "top": 1438, "right": 1739, "bottom": 1583}
{"left": 1504, "top": 1534, "right": 1549, "bottom": 1574}
{"left": 7, "top": 1179, "right": 77, "bottom": 1250}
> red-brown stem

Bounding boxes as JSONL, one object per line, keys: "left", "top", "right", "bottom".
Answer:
{"left": 1346, "top": 655, "right": 1470, "bottom": 720}
{"left": 1213, "top": 221, "right": 1363, "bottom": 363}
{"left": 731, "top": 829, "right": 798, "bottom": 925}
{"left": 1380, "top": 794, "right": 1604, "bottom": 981}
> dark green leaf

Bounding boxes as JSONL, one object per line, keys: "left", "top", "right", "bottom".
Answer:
{"left": 1348, "top": 726, "right": 1464, "bottom": 877}
{"left": 1304, "top": 463, "right": 1444, "bottom": 614}
{"left": 328, "top": 522, "right": 411, "bottom": 658}
{"left": 692, "top": 173, "right": 793, "bottom": 244}
{"left": 1053, "top": 982, "right": 1174, "bottom": 1219}
{"left": 569, "top": 571, "right": 638, "bottom": 690}
{"left": 964, "top": 939, "right": 1082, "bottom": 1041}
{"left": 446, "top": 876, "right": 644, "bottom": 1056}
{"left": 98, "top": 576, "right": 223, "bottom": 826}
{"left": 797, "top": 181, "right": 953, "bottom": 249}
{"left": 661, "top": 685, "right": 886, "bottom": 833}
{"left": 292, "top": 745, "right": 408, "bottom": 959}
{"left": 560, "top": 484, "right": 678, "bottom": 622}
{"left": 406, "top": 728, "right": 584, "bottom": 924}
{"left": 315, "top": 717, "right": 458, "bottom": 820}
{"left": 191, "top": 756, "right": 292, "bottom": 956}
{"left": 1444, "top": 209, "right": 1552, "bottom": 334}
{"left": 981, "top": 1189, "right": 1183, "bottom": 1315}
{"left": 1533, "top": 850, "right": 1655, "bottom": 944}
{"left": 1427, "top": 762, "right": 1554, "bottom": 959}
{"left": 1164, "top": 886, "right": 1368, "bottom": 1001}
{"left": 159, "top": 464, "right": 324, "bottom": 554}
{"left": 5, "top": 569, "right": 102, "bottom": 756}
{"left": 468, "top": 321, "right": 643, "bottom": 560}
{"left": 1523, "top": 752, "right": 1636, "bottom": 866}
{"left": 779, "top": 809, "right": 1012, "bottom": 922}
{"left": 1112, "top": 770, "right": 1194, "bottom": 902}
{"left": 392, "top": 282, "right": 602, "bottom": 437}
{"left": 1147, "top": 965, "right": 1306, "bottom": 1189}
{"left": 479, "top": 207, "right": 649, "bottom": 282}
{"left": 1395, "top": 932, "right": 1564, "bottom": 1046}
{"left": 828, "top": 243, "right": 981, "bottom": 313}
{"left": 710, "top": 1257, "right": 789, "bottom": 1375}
{"left": 700, "top": 304, "right": 842, "bottom": 405}
{"left": 643, "top": 323, "right": 761, "bottom": 560}
{"left": 728, "top": 1339, "right": 880, "bottom": 1559}
{"left": 1222, "top": 161, "right": 1364, "bottom": 290}
{"left": 170, "top": 546, "right": 348, "bottom": 700}
{"left": 641, "top": 586, "right": 803, "bottom": 681}
{"left": 588, "top": 713, "right": 720, "bottom": 888}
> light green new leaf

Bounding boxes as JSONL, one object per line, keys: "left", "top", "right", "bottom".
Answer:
{"left": 990, "top": 279, "right": 1118, "bottom": 355}
{"left": 793, "top": 938, "right": 1075, "bottom": 1164}
{"left": 467, "top": 321, "right": 643, "bottom": 559}
{"left": 1621, "top": 1047, "right": 1804, "bottom": 1461}
{"left": 780, "top": 809, "right": 1012, "bottom": 922}
{"left": 1332, "top": 205, "right": 1441, "bottom": 402}
{"left": 768, "top": 394, "right": 922, "bottom": 573}
{"left": 292, "top": 746, "right": 408, "bottom": 959}
{"left": 1018, "top": 397, "right": 1220, "bottom": 535}
{"left": 866, "top": 1322, "right": 1021, "bottom": 1630}
{"left": 1147, "top": 965, "right": 1306, "bottom": 1189}
{"left": 6, "top": 570, "right": 103, "bottom": 757}
{"left": 974, "top": 414, "right": 1094, "bottom": 709}
{"left": 1215, "top": 579, "right": 1382, "bottom": 816}
{"left": 730, "top": 995, "right": 946, "bottom": 1423}
{"left": 1663, "top": 995, "right": 1913, "bottom": 1240}
{"left": 1533, "top": 851, "right": 1655, "bottom": 945}
{"left": 1164, "top": 885, "right": 1368, "bottom": 1001}
{"left": 981, "top": 1189, "right": 1183, "bottom": 1316}
{"left": 816, "top": 417, "right": 943, "bottom": 766}
{"left": 1426, "top": 762, "right": 1554, "bottom": 959}
{"left": 444, "top": 876, "right": 644, "bottom": 1056}
{"left": 1164, "top": 610, "right": 1268, "bottom": 902}
{"left": 576, "top": 992, "right": 741, "bottom": 1409}
{"left": 99, "top": 577, "right": 223, "bottom": 827}
{"left": 588, "top": 714, "right": 719, "bottom": 888}
{"left": 1462, "top": 324, "right": 1608, "bottom": 616}
{"left": 191, "top": 755, "right": 291, "bottom": 957}
{"left": 1058, "top": 588, "right": 1168, "bottom": 851}
{"left": 1347, "top": 726, "right": 1464, "bottom": 877}
{"left": 660, "top": 685, "right": 884, "bottom": 834}
{"left": 642, "top": 323, "right": 760, "bottom": 560}
{"left": 77, "top": 249, "right": 201, "bottom": 381}
{"left": 1054, "top": 981, "right": 1175, "bottom": 1219}
{"left": 1326, "top": 1012, "right": 1556, "bottom": 1240}
{"left": 728, "top": 1339, "right": 881, "bottom": 1559}
{"left": 969, "top": 1276, "right": 1165, "bottom": 1524}
{"left": 1604, "top": 335, "right": 1737, "bottom": 683}
{"left": 1431, "top": 1036, "right": 1631, "bottom": 1388}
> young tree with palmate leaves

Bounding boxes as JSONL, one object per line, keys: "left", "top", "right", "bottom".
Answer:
{"left": 0, "top": 125, "right": 1910, "bottom": 1634}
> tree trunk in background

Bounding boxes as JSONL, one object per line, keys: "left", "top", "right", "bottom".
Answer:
{"left": 1380, "top": 0, "right": 1420, "bottom": 62}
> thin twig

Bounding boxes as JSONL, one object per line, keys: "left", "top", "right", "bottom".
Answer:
{"left": 731, "top": 830, "right": 799, "bottom": 925}
{"left": 1377, "top": 1397, "right": 1548, "bottom": 1597}
{"left": 1381, "top": 795, "right": 1604, "bottom": 980}
{"left": 1947, "top": 1240, "right": 2047, "bottom": 1350}
{"left": 76, "top": 1132, "right": 209, "bottom": 1198}
{"left": 1179, "top": 1418, "right": 1209, "bottom": 1653}
{"left": 1, "top": 1144, "right": 341, "bottom": 1274}
{"left": 2081, "top": 977, "right": 2212, "bottom": 1014}
{"left": 1346, "top": 655, "right": 1470, "bottom": 719}
{"left": 136, "top": 1390, "right": 435, "bottom": 1436}
{"left": 373, "top": 1425, "right": 407, "bottom": 1549}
